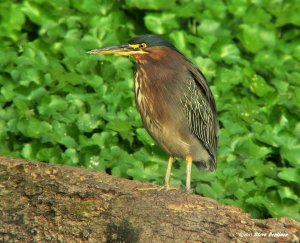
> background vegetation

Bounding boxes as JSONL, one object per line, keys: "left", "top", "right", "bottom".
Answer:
{"left": 0, "top": 0, "right": 299, "bottom": 221}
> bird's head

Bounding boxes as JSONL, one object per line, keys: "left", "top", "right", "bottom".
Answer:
{"left": 87, "top": 34, "right": 178, "bottom": 63}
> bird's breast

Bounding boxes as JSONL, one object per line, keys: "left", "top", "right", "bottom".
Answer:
{"left": 134, "top": 64, "right": 191, "bottom": 157}
{"left": 134, "top": 65, "right": 180, "bottom": 124}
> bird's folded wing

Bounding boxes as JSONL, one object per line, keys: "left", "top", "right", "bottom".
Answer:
{"left": 181, "top": 64, "right": 219, "bottom": 162}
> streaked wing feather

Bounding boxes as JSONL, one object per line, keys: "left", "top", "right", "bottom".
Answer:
{"left": 182, "top": 64, "right": 219, "bottom": 161}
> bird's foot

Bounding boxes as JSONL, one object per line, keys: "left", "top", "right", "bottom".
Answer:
{"left": 185, "top": 188, "right": 194, "bottom": 194}
{"left": 160, "top": 185, "right": 180, "bottom": 191}
{"left": 136, "top": 185, "right": 180, "bottom": 191}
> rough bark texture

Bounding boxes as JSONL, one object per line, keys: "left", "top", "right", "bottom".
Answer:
{"left": 0, "top": 156, "right": 299, "bottom": 243}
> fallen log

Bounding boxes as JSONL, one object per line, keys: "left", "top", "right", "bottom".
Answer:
{"left": 0, "top": 156, "right": 299, "bottom": 242}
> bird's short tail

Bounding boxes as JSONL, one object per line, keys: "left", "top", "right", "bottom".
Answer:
{"left": 193, "top": 157, "right": 216, "bottom": 172}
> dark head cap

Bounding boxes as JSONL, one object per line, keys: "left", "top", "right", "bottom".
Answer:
{"left": 128, "top": 34, "right": 176, "bottom": 49}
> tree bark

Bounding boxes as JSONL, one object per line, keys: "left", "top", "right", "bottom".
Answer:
{"left": 0, "top": 156, "right": 299, "bottom": 243}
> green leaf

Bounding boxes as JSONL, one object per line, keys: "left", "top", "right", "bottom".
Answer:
{"left": 136, "top": 128, "right": 154, "bottom": 146}
{"left": 1, "top": 82, "right": 15, "bottom": 100}
{"left": 174, "top": 2, "right": 201, "bottom": 17}
{"left": 215, "top": 67, "right": 242, "bottom": 93}
{"left": 62, "top": 148, "right": 79, "bottom": 165}
{"left": 21, "top": 143, "right": 33, "bottom": 159}
{"left": 144, "top": 13, "right": 179, "bottom": 34}
{"left": 77, "top": 113, "right": 100, "bottom": 132}
{"left": 227, "top": 0, "right": 249, "bottom": 17}
{"left": 125, "top": 0, "right": 176, "bottom": 10}
{"left": 275, "top": 0, "right": 300, "bottom": 26}
{"left": 107, "top": 119, "right": 132, "bottom": 133}
{"left": 278, "top": 187, "right": 298, "bottom": 201}
{"left": 278, "top": 168, "right": 300, "bottom": 183}
{"left": 28, "top": 87, "right": 47, "bottom": 101}
{"left": 239, "top": 25, "right": 276, "bottom": 52}
{"left": 213, "top": 43, "right": 240, "bottom": 64}
{"left": 196, "top": 183, "right": 218, "bottom": 199}
{"left": 281, "top": 145, "right": 300, "bottom": 167}
{"left": 197, "top": 19, "right": 221, "bottom": 36}
{"left": 36, "top": 147, "right": 61, "bottom": 163}
{"left": 126, "top": 161, "right": 145, "bottom": 180}
{"left": 1, "top": 4, "right": 25, "bottom": 32}
{"left": 255, "top": 177, "right": 279, "bottom": 191}
{"left": 193, "top": 57, "right": 216, "bottom": 79}
{"left": 17, "top": 117, "right": 52, "bottom": 138}
{"left": 249, "top": 74, "right": 274, "bottom": 97}
{"left": 220, "top": 44, "right": 240, "bottom": 64}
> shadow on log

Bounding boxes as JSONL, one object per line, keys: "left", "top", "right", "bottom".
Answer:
{"left": 0, "top": 156, "right": 299, "bottom": 242}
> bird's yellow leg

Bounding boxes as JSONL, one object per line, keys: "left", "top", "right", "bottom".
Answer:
{"left": 136, "top": 156, "right": 179, "bottom": 191}
{"left": 186, "top": 156, "right": 193, "bottom": 193}
{"left": 164, "top": 155, "right": 174, "bottom": 190}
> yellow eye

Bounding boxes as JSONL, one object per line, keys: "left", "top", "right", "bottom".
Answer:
{"left": 139, "top": 43, "right": 147, "bottom": 48}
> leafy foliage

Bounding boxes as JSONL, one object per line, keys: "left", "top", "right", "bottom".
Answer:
{"left": 1, "top": 0, "right": 300, "bottom": 221}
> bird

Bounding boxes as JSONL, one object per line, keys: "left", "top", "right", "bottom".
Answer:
{"left": 87, "top": 34, "right": 218, "bottom": 192}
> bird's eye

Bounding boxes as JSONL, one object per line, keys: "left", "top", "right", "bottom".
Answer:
{"left": 139, "top": 43, "right": 147, "bottom": 48}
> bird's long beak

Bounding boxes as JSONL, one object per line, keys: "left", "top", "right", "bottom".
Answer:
{"left": 87, "top": 44, "right": 146, "bottom": 56}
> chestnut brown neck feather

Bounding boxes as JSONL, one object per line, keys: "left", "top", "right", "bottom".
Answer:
{"left": 132, "top": 46, "right": 182, "bottom": 65}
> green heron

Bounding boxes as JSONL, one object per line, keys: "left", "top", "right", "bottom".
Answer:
{"left": 88, "top": 35, "right": 218, "bottom": 192}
